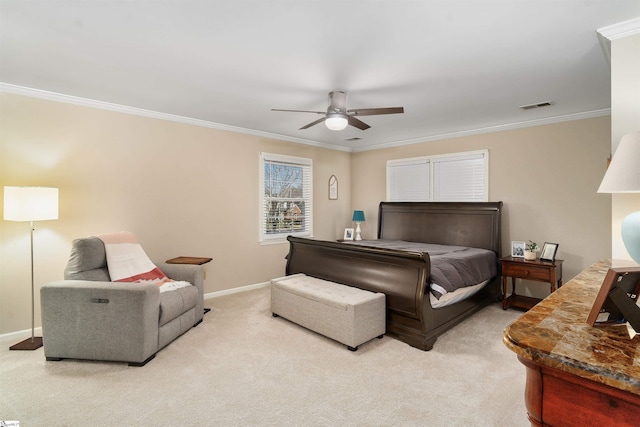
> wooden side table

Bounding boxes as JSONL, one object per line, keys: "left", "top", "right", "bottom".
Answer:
{"left": 165, "top": 256, "right": 212, "bottom": 314}
{"left": 501, "top": 256, "right": 563, "bottom": 310}
{"left": 165, "top": 255, "right": 212, "bottom": 280}
{"left": 165, "top": 256, "right": 212, "bottom": 265}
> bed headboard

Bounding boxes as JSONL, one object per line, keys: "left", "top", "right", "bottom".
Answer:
{"left": 377, "top": 202, "right": 503, "bottom": 255}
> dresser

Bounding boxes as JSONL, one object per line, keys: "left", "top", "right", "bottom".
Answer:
{"left": 503, "top": 259, "right": 640, "bottom": 427}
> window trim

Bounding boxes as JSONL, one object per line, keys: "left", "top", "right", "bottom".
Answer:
{"left": 386, "top": 149, "right": 489, "bottom": 202}
{"left": 259, "top": 152, "right": 313, "bottom": 244}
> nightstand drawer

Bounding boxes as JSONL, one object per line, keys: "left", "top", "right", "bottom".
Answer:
{"left": 503, "top": 263, "right": 551, "bottom": 281}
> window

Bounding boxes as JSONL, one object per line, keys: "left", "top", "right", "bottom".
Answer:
{"left": 387, "top": 150, "right": 488, "bottom": 202}
{"left": 259, "top": 153, "right": 313, "bottom": 242}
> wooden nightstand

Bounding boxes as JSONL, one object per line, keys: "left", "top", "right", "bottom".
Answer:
{"left": 501, "top": 256, "right": 563, "bottom": 310}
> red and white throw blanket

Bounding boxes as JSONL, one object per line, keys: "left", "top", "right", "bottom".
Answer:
{"left": 96, "top": 231, "right": 191, "bottom": 293}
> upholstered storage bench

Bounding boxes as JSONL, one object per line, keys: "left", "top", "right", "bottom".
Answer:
{"left": 270, "top": 273, "right": 385, "bottom": 351}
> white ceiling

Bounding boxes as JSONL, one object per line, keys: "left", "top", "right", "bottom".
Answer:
{"left": 1, "top": 1, "right": 639, "bottom": 151}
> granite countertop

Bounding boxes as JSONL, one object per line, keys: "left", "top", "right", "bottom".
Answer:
{"left": 503, "top": 259, "right": 640, "bottom": 395}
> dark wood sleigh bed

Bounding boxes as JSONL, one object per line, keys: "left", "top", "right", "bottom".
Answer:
{"left": 285, "top": 201, "right": 503, "bottom": 351}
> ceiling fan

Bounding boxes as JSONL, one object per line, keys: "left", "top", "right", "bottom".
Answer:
{"left": 271, "top": 91, "right": 404, "bottom": 131}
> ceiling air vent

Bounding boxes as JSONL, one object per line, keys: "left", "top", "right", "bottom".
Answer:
{"left": 345, "top": 137, "right": 362, "bottom": 141}
{"left": 520, "top": 101, "right": 553, "bottom": 110}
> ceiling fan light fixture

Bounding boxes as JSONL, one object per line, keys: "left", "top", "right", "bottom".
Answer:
{"left": 325, "top": 113, "right": 348, "bottom": 131}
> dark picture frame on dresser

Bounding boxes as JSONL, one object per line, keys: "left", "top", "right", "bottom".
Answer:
{"left": 586, "top": 266, "right": 640, "bottom": 331}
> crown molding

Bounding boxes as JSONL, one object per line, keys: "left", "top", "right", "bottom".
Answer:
{"left": 597, "top": 17, "right": 640, "bottom": 65}
{"left": 597, "top": 17, "right": 640, "bottom": 41}
{"left": 0, "top": 83, "right": 352, "bottom": 153}
{"left": 352, "top": 109, "right": 611, "bottom": 152}
{"left": 1, "top": 82, "right": 611, "bottom": 154}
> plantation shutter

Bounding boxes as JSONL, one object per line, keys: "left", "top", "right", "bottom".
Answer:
{"left": 432, "top": 153, "right": 486, "bottom": 201}
{"left": 387, "top": 158, "right": 430, "bottom": 201}
{"left": 387, "top": 150, "right": 488, "bottom": 202}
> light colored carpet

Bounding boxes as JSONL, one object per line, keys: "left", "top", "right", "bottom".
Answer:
{"left": 1, "top": 287, "right": 528, "bottom": 426}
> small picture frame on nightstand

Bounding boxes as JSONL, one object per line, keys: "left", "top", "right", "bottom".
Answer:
{"left": 540, "top": 242, "right": 559, "bottom": 261}
{"left": 343, "top": 228, "right": 354, "bottom": 241}
{"left": 511, "top": 241, "right": 525, "bottom": 257}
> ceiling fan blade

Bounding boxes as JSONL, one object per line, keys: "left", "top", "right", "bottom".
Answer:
{"left": 299, "top": 117, "right": 327, "bottom": 130}
{"left": 348, "top": 107, "right": 404, "bottom": 116}
{"left": 348, "top": 116, "right": 370, "bottom": 130}
{"left": 271, "top": 109, "right": 325, "bottom": 115}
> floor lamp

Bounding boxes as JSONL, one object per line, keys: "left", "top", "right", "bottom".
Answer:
{"left": 4, "top": 186, "right": 59, "bottom": 350}
{"left": 598, "top": 131, "right": 640, "bottom": 264}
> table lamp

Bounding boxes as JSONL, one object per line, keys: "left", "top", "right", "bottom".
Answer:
{"left": 352, "top": 210, "right": 365, "bottom": 241}
{"left": 4, "top": 186, "right": 59, "bottom": 350}
{"left": 597, "top": 131, "right": 640, "bottom": 264}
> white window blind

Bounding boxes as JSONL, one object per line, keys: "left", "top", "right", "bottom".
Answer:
{"left": 387, "top": 158, "right": 430, "bottom": 201}
{"left": 432, "top": 153, "right": 486, "bottom": 201}
{"left": 259, "top": 153, "right": 313, "bottom": 242}
{"left": 387, "top": 150, "right": 488, "bottom": 202}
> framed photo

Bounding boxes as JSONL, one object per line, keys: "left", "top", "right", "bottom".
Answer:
{"left": 343, "top": 228, "right": 354, "bottom": 241}
{"left": 511, "top": 241, "right": 525, "bottom": 257}
{"left": 540, "top": 242, "right": 559, "bottom": 261}
{"left": 329, "top": 175, "right": 338, "bottom": 200}
{"left": 586, "top": 267, "right": 640, "bottom": 331}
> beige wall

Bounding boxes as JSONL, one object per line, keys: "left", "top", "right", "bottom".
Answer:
{"left": 0, "top": 91, "right": 614, "bottom": 335}
{"left": 0, "top": 93, "right": 352, "bottom": 335}
{"left": 611, "top": 33, "right": 640, "bottom": 260}
{"left": 352, "top": 117, "right": 612, "bottom": 298}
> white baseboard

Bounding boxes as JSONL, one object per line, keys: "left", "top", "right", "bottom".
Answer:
{"left": 0, "top": 282, "right": 271, "bottom": 343}
{"left": 204, "top": 281, "right": 270, "bottom": 300}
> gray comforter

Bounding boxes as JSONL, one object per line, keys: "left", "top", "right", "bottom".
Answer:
{"left": 344, "top": 240, "right": 497, "bottom": 299}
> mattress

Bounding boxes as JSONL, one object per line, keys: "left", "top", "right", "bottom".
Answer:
{"left": 344, "top": 240, "right": 497, "bottom": 300}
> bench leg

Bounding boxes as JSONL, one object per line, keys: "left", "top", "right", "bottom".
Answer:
{"left": 128, "top": 354, "right": 155, "bottom": 367}
{"left": 272, "top": 313, "right": 279, "bottom": 317}
{"left": 347, "top": 346, "right": 358, "bottom": 352}
{"left": 377, "top": 335, "right": 384, "bottom": 339}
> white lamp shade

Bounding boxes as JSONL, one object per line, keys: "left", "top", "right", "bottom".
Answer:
{"left": 4, "top": 186, "right": 59, "bottom": 221}
{"left": 597, "top": 131, "right": 640, "bottom": 193}
{"left": 597, "top": 131, "right": 640, "bottom": 264}
{"left": 325, "top": 114, "right": 348, "bottom": 131}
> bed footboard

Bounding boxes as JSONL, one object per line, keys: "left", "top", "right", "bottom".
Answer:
{"left": 286, "top": 236, "right": 437, "bottom": 350}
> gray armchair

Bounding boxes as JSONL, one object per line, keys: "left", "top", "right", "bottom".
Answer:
{"left": 40, "top": 237, "right": 205, "bottom": 366}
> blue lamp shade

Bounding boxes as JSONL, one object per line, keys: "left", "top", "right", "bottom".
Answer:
{"left": 352, "top": 210, "right": 365, "bottom": 222}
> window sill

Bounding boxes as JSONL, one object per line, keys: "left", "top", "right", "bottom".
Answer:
{"left": 260, "top": 234, "right": 313, "bottom": 246}
{"left": 259, "top": 239, "right": 289, "bottom": 246}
